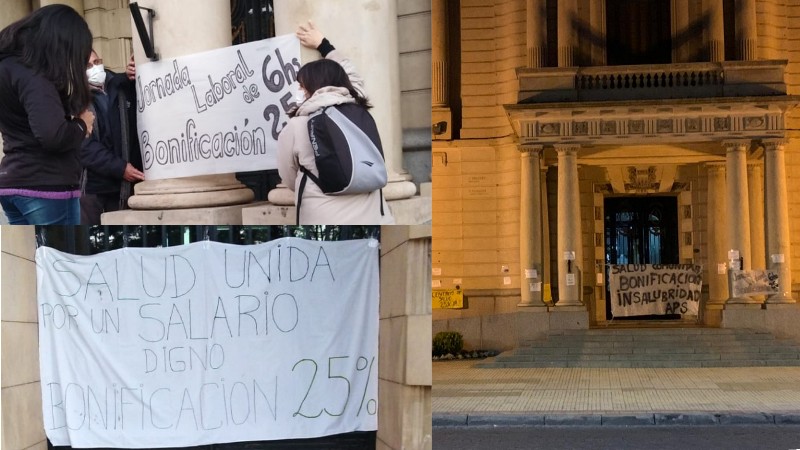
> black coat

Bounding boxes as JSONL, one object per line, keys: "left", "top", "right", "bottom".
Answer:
{"left": 81, "top": 71, "right": 142, "bottom": 196}
{"left": 0, "top": 53, "right": 87, "bottom": 190}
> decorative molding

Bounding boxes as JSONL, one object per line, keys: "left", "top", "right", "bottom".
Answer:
{"left": 624, "top": 166, "right": 659, "bottom": 193}
{"left": 507, "top": 101, "right": 792, "bottom": 145}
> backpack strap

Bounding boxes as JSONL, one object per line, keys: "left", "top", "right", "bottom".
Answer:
{"left": 297, "top": 166, "right": 321, "bottom": 225}
{"left": 379, "top": 188, "right": 384, "bottom": 217}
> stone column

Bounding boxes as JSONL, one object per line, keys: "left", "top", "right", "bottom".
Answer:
{"left": 763, "top": 140, "right": 795, "bottom": 303}
{"left": 671, "top": 0, "right": 690, "bottom": 63}
{"left": 706, "top": 162, "right": 728, "bottom": 305}
{"left": 557, "top": 0, "right": 576, "bottom": 67}
{"left": 541, "top": 165, "right": 551, "bottom": 296}
{"left": 724, "top": 140, "right": 754, "bottom": 303}
{"left": 527, "top": 0, "right": 546, "bottom": 67}
{"left": 555, "top": 144, "right": 582, "bottom": 306}
{"left": 704, "top": 0, "right": 725, "bottom": 61}
{"left": 518, "top": 145, "right": 544, "bottom": 307}
{"left": 735, "top": 0, "right": 758, "bottom": 60}
{"left": 273, "top": 0, "right": 417, "bottom": 203}
{"left": 0, "top": 0, "right": 31, "bottom": 30}
{"left": 127, "top": 0, "right": 255, "bottom": 213}
{"left": 39, "top": 0, "right": 84, "bottom": 15}
{"left": 588, "top": 0, "right": 606, "bottom": 66}
{"left": 433, "top": 0, "right": 448, "bottom": 106}
{"left": 747, "top": 161, "right": 765, "bottom": 271}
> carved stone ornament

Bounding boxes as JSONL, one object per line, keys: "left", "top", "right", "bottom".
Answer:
{"left": 624, "top": 166, "right": 660, "bottom": 193}
{"left": 656, "top": 119, "right": 674, "bottom": 133}
{"left": 714, "top": 117, "right": 731, "bottom": 131}
{"left": 743, "top": 116, "right": 766, "bottom": 130}
{"left": 573, "top": 121, "right": 589, "bottom": 135}
{"left": 600, "top": 121, "right": 617, "bottom": 135}
{"left": 685, "top": 118, "right": 701, "bottom": 132}
{"left": 539, "top": 122, "right": 561, "bottom": 136}
{"left": 629, "top": 120, "right": 644, "bottom": 134}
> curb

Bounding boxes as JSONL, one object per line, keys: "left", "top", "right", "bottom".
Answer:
{"left": 433, "top": 413, "right": 800, "bottom": 427}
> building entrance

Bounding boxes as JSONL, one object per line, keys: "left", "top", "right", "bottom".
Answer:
{"left": 604, "top": 196, "right": 680, "bottom": 320}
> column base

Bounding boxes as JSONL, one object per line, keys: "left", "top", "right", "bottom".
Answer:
{"left": 548, "top": 305, "right": 585, "bottom": 312}
{"left": 725, "top": 296, "right": 761, "bottom": 305}
{"left": 101, "top": 202, "right": 267, "bottom": 225}
{"left": 267, "top": 183, "right": 294, "bottom": 206}
{"left": 127, "top": 175, "right": 254, "bottom": 210}
{"left": 266, "top": 178, "right": 418, "bottom": 205}
{"left": 724, "top": 302, "right": 763, "bottom": 310}
{"left": 766, "top": 294, "right": 796, "bottom": 304}
{"left": 517, "top": 301, "right": 546, "bottom": 308}
{"left": 385, "top": 177, "right": 418, "bottom": 201}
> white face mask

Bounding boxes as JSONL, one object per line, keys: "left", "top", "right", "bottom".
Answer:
{"left": 86, "top": 64, "right": 106, "bottom": 87}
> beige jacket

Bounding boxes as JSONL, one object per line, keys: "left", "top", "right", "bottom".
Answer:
{"left": 277, "top": 50, "right": 394, "bottom": 225}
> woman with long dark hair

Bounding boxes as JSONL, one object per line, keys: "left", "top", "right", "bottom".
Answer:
{"left": 277, "top": 22, "right": 393, "bottom": 224}
{"left": 0, "top": 4, "right": 95, "bottom": 224}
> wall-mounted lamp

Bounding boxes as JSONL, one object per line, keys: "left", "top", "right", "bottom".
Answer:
{"left": 432, "top": 121, "right": 448, "bottom": 135}
{"left": 130, "top": 2, "right": 159, "bottom": 61}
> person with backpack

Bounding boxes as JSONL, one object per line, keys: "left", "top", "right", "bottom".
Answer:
{"left": 0, "top": 4, "right": 95, "bottom": 224}
{"left": 277, "top": 21, "right": 394, "bottom": 225}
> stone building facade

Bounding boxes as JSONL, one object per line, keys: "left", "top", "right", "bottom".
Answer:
{"left": 432, "top": 0, "right": 800, "bottom": 350}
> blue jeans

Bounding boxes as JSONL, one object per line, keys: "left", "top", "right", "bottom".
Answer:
{"left": 0, "top": 196, "right": 80, "bottom": 225}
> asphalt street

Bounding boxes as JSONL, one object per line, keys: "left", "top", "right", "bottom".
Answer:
{"left": 433, "top": 425, "right": 800, "bottom": 450}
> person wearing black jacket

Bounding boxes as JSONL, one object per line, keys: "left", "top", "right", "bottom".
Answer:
{"left": 0, "top": 5, "right": 95, "bottom": 224}
{"left": 80, "top": 51, "right": 144, "bottom": 225}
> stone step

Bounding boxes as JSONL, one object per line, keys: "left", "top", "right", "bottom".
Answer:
{"left": 510, "top": 345, "right": 800, "bottom": 356}
{"left": 482, "top": 327, "right": 800, "bottom": 369}
{"left": 475, "top": 359, "right": 800, "bottom": 369}
{"left": 516, "top": 338, "right": 800, "bottom": 348}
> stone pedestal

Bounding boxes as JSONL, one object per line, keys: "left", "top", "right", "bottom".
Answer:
{"left": 547, "top": 306, "right": 590, "bottom": 330}
{"left": 241, "top": 196, "right": 431, "bottom": 225}
{"left": 721, "top": 303, "right": 766, "bottom": 330}
{"left": 102, "top": 203, "right": 265, "bottom": 225}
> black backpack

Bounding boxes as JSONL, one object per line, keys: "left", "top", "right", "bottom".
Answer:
{"left": 297, "top": 103, "right": 388, "bottom": 224}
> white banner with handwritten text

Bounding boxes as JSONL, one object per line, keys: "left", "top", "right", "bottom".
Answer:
{"left": 36, "top": 238, "right": 378, "bottom": 448}
{"left": 136, "top": 34, "right": 300, "bottom": 180}
{"left": 609, "top": 264, "right": 703, "bottom": 317}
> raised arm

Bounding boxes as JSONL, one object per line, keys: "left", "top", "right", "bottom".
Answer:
{"left": 296, "top": 21, "right": 366, "bottom": 96}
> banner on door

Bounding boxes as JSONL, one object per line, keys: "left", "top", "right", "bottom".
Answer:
{"left": 608, "top": 264, "right": 702, "bottom": 317}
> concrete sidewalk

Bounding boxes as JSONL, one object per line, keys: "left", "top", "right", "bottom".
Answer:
{"left": 433, "top": 360, "right": 800, "bottom": 426}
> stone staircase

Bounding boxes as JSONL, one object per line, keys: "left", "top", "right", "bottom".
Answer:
{"left": 476, "top": 327, "right": 800, "bottom": 368}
